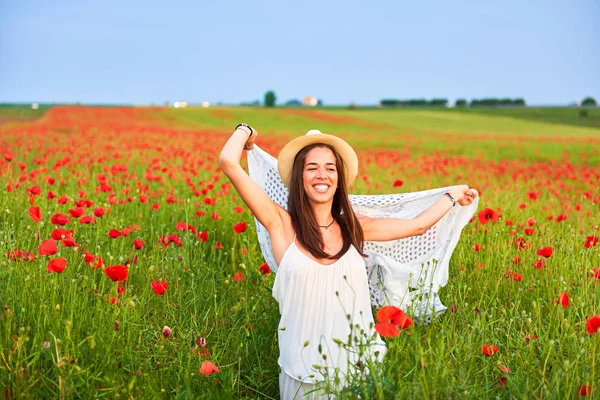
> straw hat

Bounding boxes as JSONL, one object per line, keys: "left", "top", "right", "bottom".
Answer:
{"left": 277, "top": 130, "right": 358, "bottom": 188}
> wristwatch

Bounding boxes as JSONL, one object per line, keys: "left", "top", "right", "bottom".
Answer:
{"left": 235, "top": 123, "right": 254, "bottom": 138}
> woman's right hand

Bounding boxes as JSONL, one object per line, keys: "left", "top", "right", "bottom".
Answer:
{"left": 243, "top": 127, "right": 258, "bottom": 150}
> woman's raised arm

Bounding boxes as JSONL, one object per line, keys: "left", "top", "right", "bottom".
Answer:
{"left": 219, "top": 125, "right": 287, "bottom": 232}
{"left": 357, "top": 186, "right": 478, "bottom": 241}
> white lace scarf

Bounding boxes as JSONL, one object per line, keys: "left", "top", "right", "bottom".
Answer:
{"left": 247, "top": 145, "right": 478, "bottom": 310}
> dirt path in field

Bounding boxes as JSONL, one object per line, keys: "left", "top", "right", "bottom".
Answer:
{"left": 0, "top": 114, "right": 41, "bottom": 125}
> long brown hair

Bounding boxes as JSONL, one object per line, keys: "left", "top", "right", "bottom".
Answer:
{"left": 288, "top": 143, "right": 366, "bottom": 260}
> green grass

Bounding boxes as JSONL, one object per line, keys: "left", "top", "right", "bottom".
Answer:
{"left": 158, "top": 106, "right": 600, "bottom": 165}
{"left": 453, "top": 106, "right": 600, "bottom": 129}
{"left": 0, "top": 104, "right": 52, "bottom": 120}
{"left": 1, "top": 106, "right": 599, "bottom": 399}
{"left": 327, "top": 108, "right": 600, "bottom": 138}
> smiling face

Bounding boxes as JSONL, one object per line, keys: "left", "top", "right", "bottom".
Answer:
{"left": 302, "top": 146, "right": 338, "bottom": 205}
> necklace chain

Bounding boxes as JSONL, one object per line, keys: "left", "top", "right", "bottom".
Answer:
{"left": 319, "top": 219, "right": 335, "bottom": 230}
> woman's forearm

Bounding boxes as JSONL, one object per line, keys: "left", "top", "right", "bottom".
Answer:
{"left": 413, "top": 186, "right": 468, "bottom": 232}
{"left": 219, "top": 128, "right": 251, "bottom": 172}
{"left": 413, "top": 196, "right": 455, "bottom": 233}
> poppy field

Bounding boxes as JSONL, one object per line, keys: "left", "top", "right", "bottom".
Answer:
{"left": 1, "top": 105, "right": 599, "bottom": 399}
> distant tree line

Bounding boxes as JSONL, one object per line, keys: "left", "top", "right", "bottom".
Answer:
{"left": 467, "top": 98, "right": 526, "bottom": 107}
{"left": 380, "top": 98, "right": 527, "bottom": 107}
{"left": 380, "top": 98, "right": 449, "bottom": 107}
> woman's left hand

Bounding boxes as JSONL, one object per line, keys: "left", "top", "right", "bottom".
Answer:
{"left": 457, "top": 187, "right": 478, "bottom": 206}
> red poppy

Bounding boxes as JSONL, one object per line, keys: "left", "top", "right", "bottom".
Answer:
{"left": 557, "top": 292, "right": 569, "bottom": 309}
{"left": 161, "top": 234, "right": 183, "bottom": 247}
{"left": 8, "top": 248, "right": 35, "bottom": 262}
{"left": 151, "top": 281, "right": 168, "bottom": 295}
{"left": 93, "top": 207, "right": 105, "bottom": 217}
{"left": 108, "top": 297, "right": 120, "bottom": 304}
{"left": 51, "top": 214, "right": 70, "bottom": 225}
{"left": 197, "top": 231, "right": 208, "bottom": 242}
{"left": 527, "top": 218, "right": 536, "bottom": 226}
{"left": 120, "top": 228, "right": 132, "bottom": 237}
{"left": 376, "top": 306, "right": 405, "bottom": 325}
{"left": 259, "top": 263, "right": 271, "bottom": 275}
{"left": 536, "top": 247, "right": 553, "bottom": 258}
{"left": 374, "top": 305, "right": 412, "bottom": 337}
{"left": 108, "top": 229, "right": 122, "bottom": 238}
{"left": 234, "top": 222, "right": 247, "bottom": 234}
{"left": 104, "top": 265, "right": 129, "bottom": 281}
{"left": 584, "top": 236, "right": 598, "bottom": 248}
{"left": 472, "top": 243, "right": 481, "bottom": 251}
{"left": 478, "top": 208, "right": 500, "bottom": 225}
{"left": 84, "top": 252, "right": 96, "bottom": 264}
{"left": 117, "top": 284, "right": 125, "bottom": 295}
{"left": 234, "top": 206, "right": 244, "bottom": 213}
{"left": 590, "top": 268, "right": 600, "bottom": 279}
{"left": 176, "top": 222, "right": 188, "bottom": 231}
{"left": 61, "top": 237, "right": 78, "bottom": 247}
{"left": 512, "top": 256, "right": 521, "bottom": 264}
{"left": 39, "top": 239, "right": 58, "bottom": 256}
{"left": 68, "top": 207, "right": 85, "bottom": 218}
{"left": 214, "top": 242, "right": 223, "bottom": 249}
{"left": 233, "top": 272, "right": 244, "bottom": 283}
{"left": 47, "top": 258, "right": 67, "bottom": 273}
{"left": 28, "top": 206, "right": 42, "bottom": 222}
{"left": 79, "top": 216, "right": 96, "bottom": 224}
{"left": 586, "top": 316, "right": 600, "bottom": 334}
{"left": 528, "top": 191, "right": 541, "bottom": 201}
{"left": 51, "top": 228, "right": 73, "bottom": 240}
{"left": 134, "top": 240, "right": 145, "bottom": 250}
{"left": 481, "top": 344, "right": 499, "bottom": 356}
{"left": 374, "top": 323, "right": 400, "bottom": 337}
{"left": 498, "top": 365, "right": 510, "bottom": 374}
{"left": 524, "top": 228, "right": 534, "bottom": 236}
{"left": 393, "top": 179, "right": 403, "bottom": 187}
{"left": 532, "top": 258, "right": 545, "bottom": 269}
{"left": 200, "top": 360, "right": 220, "bottom": 376}
{"left": 512, "top": 272, "right": 523, "bottom": 281}
{"left": 556, "top": 214, "right": 567, "bottom": 222}
{"left": 26, "top": 185, "right": 41, "bottom": 196}
{"left": 577, "top": 385, "right": 592, "bottom": 397}
{"left": 186, "top": 224, "right": 197, "bottom": 233}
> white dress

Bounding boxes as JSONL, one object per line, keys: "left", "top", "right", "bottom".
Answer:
{"left": 273, "top": 236, "right": 386, "bottom": 399}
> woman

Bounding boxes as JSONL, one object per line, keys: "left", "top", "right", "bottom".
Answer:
{"left": 219, "top": 125, "right": 478, "bottom": 399}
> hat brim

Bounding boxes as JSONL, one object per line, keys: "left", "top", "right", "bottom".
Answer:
{"left": 277, "top": 133, "right": 358, "bottom": 188}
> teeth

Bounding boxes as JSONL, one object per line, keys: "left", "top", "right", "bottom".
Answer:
{"left": 313, "top": 185, "right": 329, "bottom": 193}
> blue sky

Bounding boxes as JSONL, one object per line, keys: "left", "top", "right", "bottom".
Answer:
{"left": 1, "top": 0, "right": 598, "bottom": 106}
